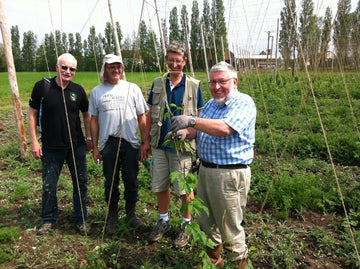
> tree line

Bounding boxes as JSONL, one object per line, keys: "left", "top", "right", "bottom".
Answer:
{"left": 0, "top": 0, "right": 228, "bottom": 73}
{"left": 2, "top": 0, "right": 359, "bottom": 73}
{"left": 279, "top": 0, "right": 360, "bottom": 70}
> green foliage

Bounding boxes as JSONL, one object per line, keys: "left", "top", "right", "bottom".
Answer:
{"left": 0, "top": 227, "right": 20, "bottom": 244}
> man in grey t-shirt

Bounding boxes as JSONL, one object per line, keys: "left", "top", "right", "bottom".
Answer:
{"left": 88, "top": 54, "right": 148, "bottom": 234}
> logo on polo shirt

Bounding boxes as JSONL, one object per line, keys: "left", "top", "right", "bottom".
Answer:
{"left": 70, "top": 92, "right": 77, "bottom": 101}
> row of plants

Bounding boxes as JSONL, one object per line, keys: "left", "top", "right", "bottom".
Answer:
{"left": 0, "top": 70, "right": 359, "bottom": 267}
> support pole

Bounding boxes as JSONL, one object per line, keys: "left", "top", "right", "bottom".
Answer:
{"left": 154, "top": 0, "right": 166, "bottom": 64}
{"left": 200, "top": 24, "right": 210, "bottom": 81}
{"left": 183, "top": 13, "right": 194, "bottom": 77}
{"left": 0, "top": 0, "right": 28, "bottom": 157}
{"left": 108, "top": 0, "right": 125, "bottom": 80}
{"left": 212, "top": 31, "right": 218, "bottom": 63}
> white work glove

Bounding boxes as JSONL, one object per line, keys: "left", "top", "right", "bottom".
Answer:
{"left": 164, "top": 129, "right": 187, "bottom": 142}
{"left": 170, "top": 115, "right": 192, "bottom": 132}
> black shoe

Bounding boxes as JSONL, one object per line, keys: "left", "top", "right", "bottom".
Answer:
{"left": 76, "top": 222, "right": 91, "bottom": 236}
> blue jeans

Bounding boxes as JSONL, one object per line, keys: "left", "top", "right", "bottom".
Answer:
{"left": 41, "top": 145, "right": 88, "bottom": 225}
{"left": 101, "top": 137, "right": 139, "bottom": 204}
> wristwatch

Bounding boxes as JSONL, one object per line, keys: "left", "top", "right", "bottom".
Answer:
{"left": 189, "top": 116, "right": 196, "bottom": 127}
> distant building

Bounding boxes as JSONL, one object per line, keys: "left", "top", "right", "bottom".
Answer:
{"left": 235, "top": 50, "right": 279, "bottom": 71}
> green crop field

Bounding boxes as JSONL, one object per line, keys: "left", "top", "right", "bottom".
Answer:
{"left": 0, "top": 70, "right": 359, "bottom": 268}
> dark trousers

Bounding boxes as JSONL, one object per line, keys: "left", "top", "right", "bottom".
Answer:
{"left": 41, "top": 145, "right": 88, "bottom": 225}
{"left": 101, "top": 137, "right": 139, "bottom": 205}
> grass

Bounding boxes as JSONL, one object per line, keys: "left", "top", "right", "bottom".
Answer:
{"left": 0, "top": 70, "right": 359, "bottom": 268}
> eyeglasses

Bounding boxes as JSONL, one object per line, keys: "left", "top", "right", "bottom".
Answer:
{"left": 208, "top": 78, "right": 233, "bottom": 87}
{"left": 107, "top": 65, "right": 122, "bottom": 70}
{"left": 166, "top": 59, "right": 184, "bottom": 64}
{"left": 61, "top": 65, "right": 76, "bottom": 72}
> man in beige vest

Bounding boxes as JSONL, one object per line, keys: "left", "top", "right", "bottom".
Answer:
{"left": 143, "top": 41, "right": 204, "bottom": 247}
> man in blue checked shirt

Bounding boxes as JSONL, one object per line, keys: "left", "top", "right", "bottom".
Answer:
{"left": 170, "top": 61, "right": 256, "bottom": 269}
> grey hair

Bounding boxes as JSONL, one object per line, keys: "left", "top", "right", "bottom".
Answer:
{"left": 57, "top": 53, "right": 77, "bottom": 67}
{"left": 166, "top": 41, "right": 187, "bottom": 58}
{"left": 210, "top": 61, "right": 237, "bottom": 78}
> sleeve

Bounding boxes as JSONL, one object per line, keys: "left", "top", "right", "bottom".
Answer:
{"left": 197, "top": 84, "right": 205, "bottom": 110}
{"left": 79, "top": 86, "right": 89, "bottom": 113}
{"left": 88, "top": 88, "right": 98, "bottom": 116}
{"left": 29, "top": 81, "right": 42, "bottom": 109}
{"left": 223, "top": 95, "right": 256, "bottom": 134}
{"left": 134, "top": 84, "right": 149, "bottom": 115}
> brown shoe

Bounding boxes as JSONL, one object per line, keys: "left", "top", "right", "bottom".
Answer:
{"left": 206, "top": 245, "right": 224, "bottom": 268}
{"left": 37, "top": 223, "right": 52, "bottom": 235}
{"left": 231, "top": 255, "right": 248, "bottom": 269}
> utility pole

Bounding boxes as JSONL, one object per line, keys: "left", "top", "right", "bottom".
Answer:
{"left": 0, "top": 0, "right": 28, "bottom": 157}
{"left": 274, "top": 18, "right": 279, "bottom": 82}
{"left": 265, "top": 31, "right": 274, "bottom": 70}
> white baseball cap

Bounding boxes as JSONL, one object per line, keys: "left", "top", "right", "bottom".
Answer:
{"left": 100, "top": 54, "right": 122, "bottom": 82}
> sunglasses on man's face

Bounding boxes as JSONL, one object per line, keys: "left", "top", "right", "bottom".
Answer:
{"left": 61, "top": 65, "right": 76, "bottom": 72}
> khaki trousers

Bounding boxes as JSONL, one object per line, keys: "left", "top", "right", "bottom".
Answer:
{"left": 197, "top": 164, "right": 251, "bottom": 262}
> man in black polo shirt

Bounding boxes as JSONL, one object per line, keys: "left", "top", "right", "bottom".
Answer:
{"left": 28, "top": 53, "right": 92, "bottom": 236}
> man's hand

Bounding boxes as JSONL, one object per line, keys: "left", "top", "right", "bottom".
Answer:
{"left": 164, "top": 129, "right": 187, "bottom": 142}
{"left": 170, "top": 115, "right": 192, "bottom": 132}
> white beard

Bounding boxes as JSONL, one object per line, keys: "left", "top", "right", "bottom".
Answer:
{"left": 215, "top": 86, "right": 237, "bottom": 106}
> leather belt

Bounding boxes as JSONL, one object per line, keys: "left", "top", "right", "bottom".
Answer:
{"left": 201, "top": 160, "right": 248, "bottom": 169}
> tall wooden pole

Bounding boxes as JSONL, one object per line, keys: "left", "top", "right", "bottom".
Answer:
{"left": 0, "top": 0, "right": 28, "bottom": 157}
{"left": 212, "top": 31, "right": 218, "bottom": 63}
{"left": 154, "top": 0, "right": 166, "bottom": 64}
{"left": 108, "top": 0, "right": 125, "bottom": 80}
{"left": 183, "top": 14, "right": 194, "bottom": 77}
{"left": 200, "top": 25, "right": 210, "bottom": 81}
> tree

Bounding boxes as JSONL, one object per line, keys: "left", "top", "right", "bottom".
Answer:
{"left": 211, "top": 0, "right": 228, "bottom": 63}
{"left": 299, "top": 0, "right": 315, "bottom": 67}
{"left": 103, "top": 22, "right": 114, "bottom": 54}
{"left": 201, "top": 0, "right": 212, "bottom": 47}
{"left": 115, "top": 21, "right": 123, "bottom": 52}
{"left": 137, "top": 20, "right": 158, "bottom": 72}
{"left": 279, "top": 0, "right": 297, "bottom": 70}
{"left": 83, "top": 26, "right": 103, "bottom": 71}
{"left": 333, "top": 0, "right": 352, "bottom": 68}
{"left": 320, "top": 7, "right": 332, "bottom": 68}
{"left": 308, "top": 15, "right": 322, "bottom": 70}
{"left": 180, "top": 5, "right": 189, "bottom": 44}
{"left": 190, "top": 0, "right": 201, "bottom": 70}
{"left": 350, "top": 0, "right": 360, "bottom": 69}
{"left": 21, "top": 31, "right": 37, "bottom": 71}
{"left": 11, "top": 26, "right": 22, "bottom": 71}
{"left": 169, "top": 7, "right": 180, "bottom": 43}
{"left": 0, "top": 43, "right": 6, "bottom": 72}
{"left": 201, "top": 0, "right": 212, "bottom": 67}
{"left": 74, "top": 33, "right": 83, "bottom": 69}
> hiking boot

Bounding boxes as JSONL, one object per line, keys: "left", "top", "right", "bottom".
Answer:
{"left": 76, "top": 222, "right": 91, "bottom": 236}
{"left": 125, "top": 201, "right": 143, "bottom": 228}
{"left": 37, "top": 223, "right": 52, "bottom": 235}
{"left": 206, "top": 245, "right": 224, "bottom": 268}
{"left": 148, "top": 219, "right": 171, "bottom": 242}
{"left": 106, "top": 203, "right": 118, "bottom": 235}
{"left": 231, "top": 255, "right": 248, "bottom": 269}
{"left": 174, "top": 225, "right": 190, "bottom": 248}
